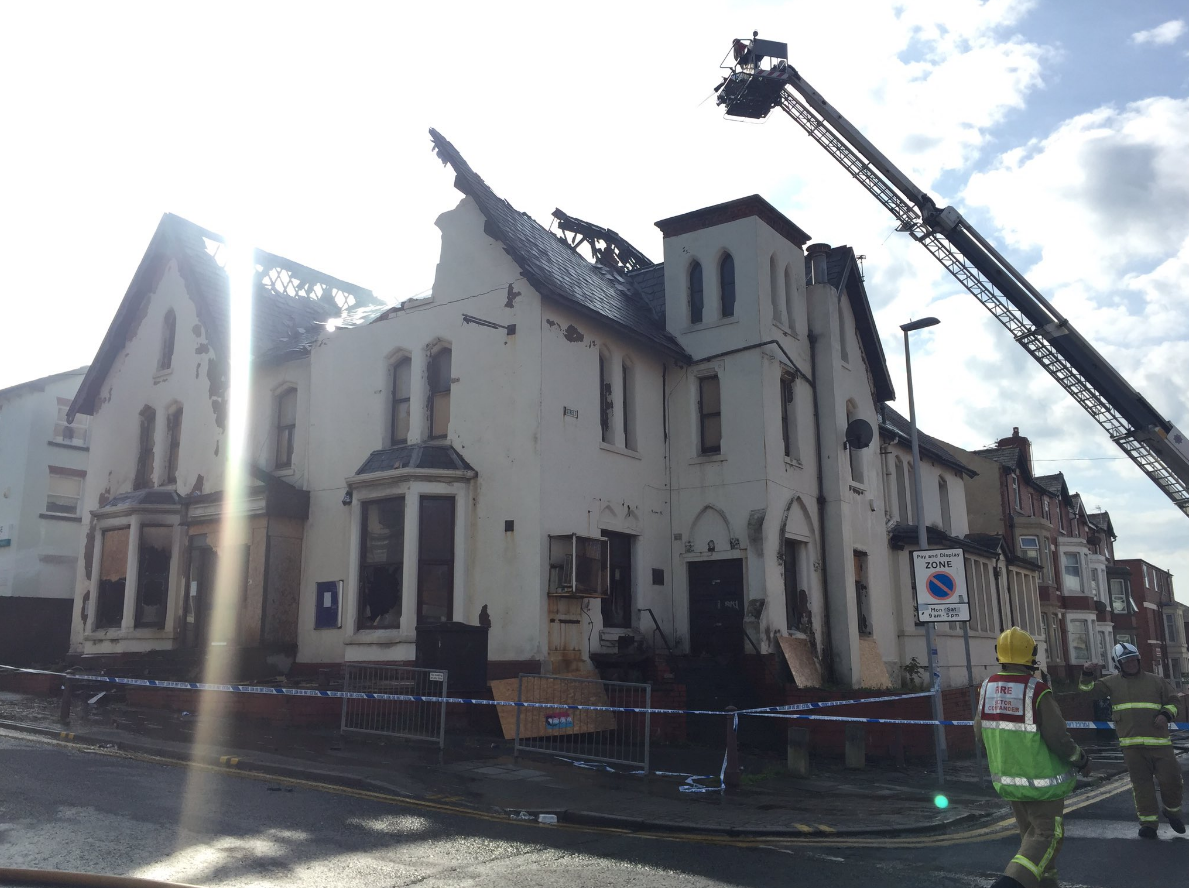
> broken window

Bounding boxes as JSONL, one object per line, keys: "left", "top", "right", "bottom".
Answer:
{"left": 164, "top": 407, "right": 182, "bottom": 485}
{"left": 600, "top": 530, "right": 633, "bottom": 629}
{"left": 689, "top": 262, "right": 703, "bottom": 324}
{"left": 780, "top": 373, "right": 798, "bottom": 461}
{"left": 599, "top": 351, "right": 614, "bottom": 445}
{"left": 359, "top": 497, "right": 404, "bottom": 629}
{"left": 45, "top": 468, "right": 83, "bottom": 516}
{"left": 417, "top": 496, "right": 455, "bottom": 623}
{"left": 621, "top": 360, "right": 636, "bottom": 451}
{"left": 135, "top": 525, "right": 172, "bottom": 628}
{"left": 391, "top": 357, "right": 411, "bottom": 445}
{"left": 428, "top": 348, "right": 451, "bottom": 440}
{"left": 699, "top": 375, "right": 721, "bottom": 455}
{"left": 159, "top": 309, "right": 176, "bottom": 372}
{"left": 134, "top": 407, "right": 156, "bottom": 490}
{"left": 939, "top": 475, "right": 951, "bottom": 533}
{"left": 719, "top": 253, "right": 735, "bottom": 318}
{"left": 854, "top": 550, "right": 872, "bottom": 636}
{"left": 275, "top": 389, "right": 297, "bottom": 469}
{"left": 784, "top": 539, "right": 807, "bottom": 632}
{"left": 96, "top": 527, "right": 130, "bottom": 628}
{"left": 53, "top": 397, "right": 88, "bottom": 446}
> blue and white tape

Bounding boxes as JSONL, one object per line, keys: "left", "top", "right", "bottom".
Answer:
{"left": 2, "top": 665, "right": 1184, "bottom": 731}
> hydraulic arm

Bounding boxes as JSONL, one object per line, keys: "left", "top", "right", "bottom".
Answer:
{"left": 715, "top": 36, "right": 1189, "bottom": 517}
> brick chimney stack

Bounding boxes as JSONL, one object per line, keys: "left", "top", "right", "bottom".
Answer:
{"left": 997, "top": 426, "right": 1034, "bottom": 474}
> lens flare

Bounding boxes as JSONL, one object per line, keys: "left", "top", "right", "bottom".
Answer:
{"left": 933, "top": 794, "right": 950, "bottom": 809}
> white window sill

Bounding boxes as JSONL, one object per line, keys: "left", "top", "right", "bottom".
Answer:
{"left": 689, "top": 453, "right": 727, "bottom": 466}
{"left": 681, "top": 316, "right": 739, "bottom": 333}
{"left": 48, "top": 440, "right": 89, "bottom": 451}
{"left": 273, "top": 467, "right": 296, "bottom": 478}
{"left": 784, "top": 457, "right": 803, "bottom": 470}
{"left": 773, "top": 320, "right": 800, "bottom": 340}
{"left": 345, "top": 630, "right": 416, "bottom": 645}
{"left": 85, "top": 628, "right": 175, "bottom": 641}
{"left": 153, "top": 368, "right": 173, "bottom": 382}
{"left": 848, "top": 483, "right": 867, "bottom": 495}
{"left": 599, "top": 442, "right": 642, "bottom": 460}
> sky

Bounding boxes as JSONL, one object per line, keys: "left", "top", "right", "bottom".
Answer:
{"left": 2, "top": 0, "right": 1186, "bottom": 591}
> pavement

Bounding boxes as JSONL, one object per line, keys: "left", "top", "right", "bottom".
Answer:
{"left": 0, "top": 688, "right": 1131, "bottom": 839}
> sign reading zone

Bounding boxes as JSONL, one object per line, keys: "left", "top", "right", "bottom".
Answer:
{"left": 912, "top": 548, "right": 970, "bottom": 623}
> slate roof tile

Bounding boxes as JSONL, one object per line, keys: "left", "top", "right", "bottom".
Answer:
{"left": 878, "top": 403, "right": 976, "bottom": 476}
{"left": 356, "top": 444, "right": 476, "bottom": 476}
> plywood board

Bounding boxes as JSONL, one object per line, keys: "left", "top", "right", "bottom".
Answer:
{"left": 777, "top": 635, "right": 822, "bottom": 688}
{"left": 490, "top": 673, "right": 617, "bottom": 740}
{"left": 858, "top": 636, "right": 893, "bottom": 689}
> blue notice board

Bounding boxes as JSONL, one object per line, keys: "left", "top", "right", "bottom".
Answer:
{"left": 314, "top": 580, "right": 342, "bottom": 629}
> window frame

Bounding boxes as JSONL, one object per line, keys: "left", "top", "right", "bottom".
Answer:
{"left": 621, "top": 358, "right": 636, "bottom": 452}
{"left": 45, "top": 468, "right": 84, "bottom": 517}
{"left": 938, "top": 475, "right": 951, "bottom": 533}
{"left": 718, "top": 253, "right": 735, "bottom": 318}
{"left": 688, "top": 261, "right": 704, "bottom": 325}
{"left": 357, "top": 495, "right": 406, "bottom": 630}
{"left": 783, "top": 264, "right": 797, "bottom": 336}
{"left": 164, "top": 406, "right": 182, "bottom": 485}
{"left": 599, "top": 350, "right": 614, "bottom": 445}
{"left": 275, "top": 388, "right": 297, "bottom": 470}
{"left": 134, "top": 407, "right": 156, "bottom": 490}
{"left": 427, "top": 347, "right": 452, "bottom": 441}
{"left": 417, "top": 495, "right": 456, "bottom": 624}
{"left": 158, "top": 309, "right": 176, "bottom": 372}
{"left": 698, "top": 374, "right": 722, "bottom": 455}
{"left": 1063, "top": 552, "right": 1083, "bottom": 594}
{"left": 390, "top": 356, "right": 412, "bottom": 446}
{"left": 134, "top": 524, "right": 173, "bottom": 629}
{"left": 95, "top": 526, "right": 131, "bottom": 629}
{"left": 780, "top": 372, "right": 798, "bottom": 461}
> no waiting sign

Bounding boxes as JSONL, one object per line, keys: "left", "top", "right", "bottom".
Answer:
{"left": 912, "top": 548, "right": 970, "bottom": 623}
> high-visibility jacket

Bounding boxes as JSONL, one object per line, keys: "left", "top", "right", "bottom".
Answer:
{"left": 1079, "top": 669, "right": 1180, "bottom": 748}
{"left": 977, "top": 672, "right": 1080, "bottom": 801}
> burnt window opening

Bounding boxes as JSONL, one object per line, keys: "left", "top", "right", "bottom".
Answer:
{"left": 428, "top": 348, "right": 452, "bottom": 440}
{"left": 159, "top": 310, "right": 176, "bottom": 372}
{"left": 780, "top": 373, "right": 798, "bottom": 461}
{"left": 601, "top": 530, "right": 633, "bottom": 629}
{"left": 164, "top": 407, "right": 182, "bottom": 485}
{"left": 699, "top": 375, "right": 721, "bottom": 455}
{"left": 622, "top": 360, "right": 636, "bottom": 451}
{"left": 784, "top": 539, "right": 808, "bottom": 632}
{"left": 939, "top": 475, "right": 952, "bottom": 534}
{"left": 275, "top": 389, "right": 297, "bottom": 469}
{"left": 846, "top": 402, "right": 864, "bottom": 484}
{"left": 391, "top": 357, "right": 412, "bottom": 446}
{"left": 134, "top": 407, "right": 156, "bottom": 490}
{"left": 359, "top": 496, "right": 405, "bottom": 629}
{"left": 96, "top": 527, "right": 130, "bottom": 629}
{"left": 689, "top": 261, "right": 704, "bottom": 324}
{"left": 599, "top": 352, "right": 614, "bottom": 445}
{"left": 135, "top": 525, "right": 172, "bottom": 628}
{"left": 417, "top": 496, "right": 455, "bottom": 624}
{"left": 895, "top": 457, "right": 909, "bottom": 522}
{"left": 854, "top": 550, "right": 872, "bottom": 637}
{"left": 719, "top": 253, "right": 735, "bottom": 318}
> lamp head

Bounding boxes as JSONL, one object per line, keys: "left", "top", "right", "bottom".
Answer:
{"left": 900, "top": 317, "right": 941, "bottom": 333}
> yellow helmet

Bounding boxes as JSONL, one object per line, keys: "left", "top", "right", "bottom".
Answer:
{"left": 996, "top": 627, "right": 1038, "bottom": 667}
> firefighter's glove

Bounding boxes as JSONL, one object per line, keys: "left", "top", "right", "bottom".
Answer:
{"left": 1077, "top": 751, "right": 1092, "bottom": 776}
{"left": 1154, "top": 713, "right": 1170, "bottom": 730}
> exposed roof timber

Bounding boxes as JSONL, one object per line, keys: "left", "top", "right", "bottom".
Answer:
{"left": 551, "top": 209, "right": 655, "bottom": 273}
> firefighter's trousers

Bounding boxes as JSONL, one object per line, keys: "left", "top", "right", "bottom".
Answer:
{"left": 1006, "top": 798, "right": 1064, "bottom": 888}
{"left": 1123, "top": 745, "right": 1183, "bottom": 824}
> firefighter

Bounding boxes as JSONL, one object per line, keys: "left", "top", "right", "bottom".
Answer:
{"left": 1080, "top": 643, "right": 1184, "bottom": 838}
{"left": 976, "top": 627, "right": 1091, "bottom": 888}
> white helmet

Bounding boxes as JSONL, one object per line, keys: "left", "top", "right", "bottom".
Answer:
{"left": 1113, "top": 642, "right": 1140, "bottom": 665}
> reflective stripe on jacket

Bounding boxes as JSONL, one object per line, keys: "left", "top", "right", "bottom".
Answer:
{"left": 1078, "top": 670, "right": 1179, "bottom": 744}
{"left": 978, "top": 672, "right": 1079, "bottom": 801}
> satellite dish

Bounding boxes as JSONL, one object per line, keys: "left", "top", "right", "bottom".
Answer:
{"left": 845, "top": 418, "right": 874, "bottom": 450}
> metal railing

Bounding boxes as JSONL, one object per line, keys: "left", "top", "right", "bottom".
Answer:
{"left": 513, "top": 673, "right": 650, "bottom": 771}
{"left": 341, "top": 663, "right": 448, "bottom": 748}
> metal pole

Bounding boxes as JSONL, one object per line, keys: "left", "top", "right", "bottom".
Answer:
{"left": 904, "top": 327, "right": 946, "bottom": 785}
{"left": 962, "top": 620, "right": 983, "bottom": 777}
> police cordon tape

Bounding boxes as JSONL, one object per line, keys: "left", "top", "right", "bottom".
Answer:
{"left": 1, "top": 664, "right": 1184, "bottom": 731}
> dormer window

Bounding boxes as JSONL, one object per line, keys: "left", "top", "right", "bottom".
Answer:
{"left": 158, "top": 310, "right": 176, "bottom": 372}
{"left": 719, "top": 253, "right": 735, "bottom": 318}
{"left": 689, "top": 262, "right": 704, "bottom": 324}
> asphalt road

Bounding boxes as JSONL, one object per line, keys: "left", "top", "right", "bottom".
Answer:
{"left": 0, "top": 731, "right": 1184, "bottom": 888}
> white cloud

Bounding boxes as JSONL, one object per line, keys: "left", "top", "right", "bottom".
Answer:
{"left": 1131, "top": 19, "right": 1186, "bottom": 46}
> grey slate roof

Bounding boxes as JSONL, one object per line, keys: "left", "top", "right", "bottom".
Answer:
{"left": 973, "top": 446, "right": 1023, "bottom": 471}
{"left": 627, "top": 264, "right": 667, "bottom": 324}
{"left": 806, "top": 246, "right": 895, "bottom": 402}
{"left": 70, "top": 213, "right": 378, "bottom": 420}
{"left": 100, "top": 489, "right": 184, "bottom": 509}
{"left": 356, "top": 444, "right": 476, "bottom": 476}
{"left": 1034, "top": 473, "right": 1067, "bottom": 497}
{"left": 429, "top": 129, "right": 687, "bottom": 360}
{"left": 878, "top": 403, "right": 976, "bottom": 476}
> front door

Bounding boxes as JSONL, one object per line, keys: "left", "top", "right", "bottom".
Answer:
{"left": 688, "top": 559, "right": 744, "bottom": 659}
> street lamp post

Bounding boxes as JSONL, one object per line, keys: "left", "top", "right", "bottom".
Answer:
{"left": 901, "top": 317, "right": 946, "bottom": 785}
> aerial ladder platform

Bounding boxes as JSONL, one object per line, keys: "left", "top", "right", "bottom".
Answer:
{"left": 714, "top": 35, "right": 1189, "bottom": 518}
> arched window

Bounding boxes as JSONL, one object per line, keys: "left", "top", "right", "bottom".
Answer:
{"left": 275, "top": 389, "right": 297, "bottom": 469}
{"left": 689, "top": 262, "right": 703, "bottom": 324}
{"left": 164, "top": 405, "right": 183, "bottom": 485}
{"left": 846, "top": 401, "right": 864, "bottom": 484}
{"left": 895, "top": 457, "right": 909, "bottom": 522}
{"left": 159, "top": 310, "right": 176, "bottom": 371}
{"left": 939, "top": 475, "right": 952, "bottom": 533}
{"left": 428, "top": 348, "right": 452, "bottom": 440}
{"left": 621, "top": 359, "right": 636, "bottom": 451}
{"left": 719, "top": 253, "right": 735, "bottom": 318}
{"left": 769, "top": 254, "right": 783, "bottom": 325}
{"left": 784, "top": 265, "right": 796, "bottom": 335}
{"left": 134, "top": 406, "right": 156, "bottom": 489}
{"left": 598, "top": 350, "right": 614, "bottom": 445}
{"left": 390, "top": 357, "right": 411, "bottom": 445}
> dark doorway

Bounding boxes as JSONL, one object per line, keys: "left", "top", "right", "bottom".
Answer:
{"left": 601, "top": 531, "right": 633, "bottom": 629}
{"left": 183, "top": 541, "right": 215, "bottom": 650}
{"left": 687, "top": 559, "right": 744, "bottom": 659}
{"left": 417, "top": 496, "right": 455, "bottom": 624}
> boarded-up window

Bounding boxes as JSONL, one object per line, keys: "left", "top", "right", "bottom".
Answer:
{"left": 699, "top": 375, "right": 721, "bottom": 455}
{"left": 275, "top": 389, "right": 297, "bottom": 469}
{"left": 135, "top": 526, "right": 172, "bottom": 628}
{"left": 359, "top": 497, "right": 404, "bottom": 629}
{"left": 417, "top": 496, "right": 455, "bottom": 624}
{"left": 391, "top": 358, "right": 411, "bottom": 445}
{"left": 97, "top": 527, "right": 130, "bottom": 628}
{"left": 428, "top": 349, "right": 452, "bottom": 440}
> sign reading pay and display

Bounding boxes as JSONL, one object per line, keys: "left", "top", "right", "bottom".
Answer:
{"left": 912, "top": 548, "right": 971, "bottom": 623}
